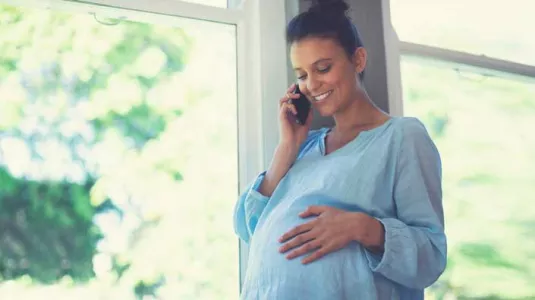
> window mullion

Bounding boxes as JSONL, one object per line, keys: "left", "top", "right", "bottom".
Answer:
{"left": 400, "top": 41, "right": 535, "bottom": 79}
{"left": 0, "top": 0, "right": 243, "bottom": 24}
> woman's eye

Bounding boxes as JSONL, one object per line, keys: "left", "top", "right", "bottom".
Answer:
{"left": 318, "top": 66, "right": 331, "bottom": 73}
{"left": 297, "top": 74, "right": 307, "bottom": 80}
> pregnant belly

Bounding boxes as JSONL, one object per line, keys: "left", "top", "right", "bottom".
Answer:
{"left": 244, "top": 194, "right": 371, "bottom": 298}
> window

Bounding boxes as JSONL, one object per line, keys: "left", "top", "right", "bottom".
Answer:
{"left": 0, "top": 0, "right": 287, "bottom": 298}
{"left": 0, "top": 3, "right": 238, "bottom": 299}
{"left": 400, "top": 56, "right": 535, "bottom": 300}
{"left": 182, "top": 0, "right": 245, "bottom": 8}
{"left": 390, "top": 0, "right": 535, "bottom": 66}
{"left": 179, "top": 0, "right": 227, "bottom": 8}
{"left": 392, "top": 1, "right": 535, "bottom": 299}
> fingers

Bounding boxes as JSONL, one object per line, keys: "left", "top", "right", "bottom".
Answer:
{"left": 279, "top": 92, "right": 300, "bottom": 106}
{"left": 286, "top": 83, "right": 297, "bottom": 93}
{"left": 299, "top": 205, "right": 328, "bottom": 218}
{"left": 279, "top": 230, "right": 317, "bottom": 254}
{"left": 285, "top": 239, "right": 322, "bottom": 260}
{"left": 280, "top": 101, "right": 298, "bottom": 116}
{"left": 280, "top": 84, "right": 300, "bottom": 104}
{"left": 301, "top": 246, "right": 330, "bottom": 264}
{"left": 279, "top": 220, "right": 316, "bottom": 243}
{"left": 279, "top": 84, "right": 302, "bottom": 120}
{"left": 279, "top": 94, "right": 300, "bottom": 118}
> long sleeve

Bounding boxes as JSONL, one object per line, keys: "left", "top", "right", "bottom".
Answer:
{"left": 365, "top": 118, "right": 447, "bottom": 289}
{"left": 233, "top": 172, "right": 270, "bottom": 244}
{"left": 233, "top": 129, "right": 324, "bottom": 244}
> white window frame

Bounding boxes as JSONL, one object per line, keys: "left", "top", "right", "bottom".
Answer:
{"left": 393, "top": 35, "right": 535, "bottom": 115}
{"left": 387, "top": 0, "right": 535, "bottom": 113}
{"left": 0, "top": 0, "right": 288, "bottom": 292}
{"left": 399, "top": 41, "right": 535, "bottom": 79}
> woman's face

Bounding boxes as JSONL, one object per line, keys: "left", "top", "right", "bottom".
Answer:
{"left": 290, "top": 37, "right": 365, "bottom": 117}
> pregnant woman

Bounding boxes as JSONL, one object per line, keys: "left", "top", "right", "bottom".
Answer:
{"left": 233, "top": 0, "right": 447, "bottom": 299}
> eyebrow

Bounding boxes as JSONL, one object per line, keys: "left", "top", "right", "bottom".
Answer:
{"left": 294, "top": 58, "right": 332, "bottom": 70}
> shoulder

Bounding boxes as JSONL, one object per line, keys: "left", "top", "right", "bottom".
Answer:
{"left": 393, "top": 116, "right": 429, "bottom": 137}
{"left": 390, "top": 116, "right": 440, "bottom": 160}
{"left": 391, "top": 116, "right": 434, "bottom": 146}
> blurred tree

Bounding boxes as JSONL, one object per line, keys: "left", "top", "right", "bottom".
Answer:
{"left": 0, "top": 168, "right": 102, "bottom": 283}
{"left": 403, "top": 59, "right": 535, "bottom": 299}
{"left": 0, "top": 4, "right": 192, "bottom": 297}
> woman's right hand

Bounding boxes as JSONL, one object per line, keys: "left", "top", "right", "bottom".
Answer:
{"left": 257, "top": 84, "right": 313, "bottom": 198}
{"left": 278, "top": 84, "right": 313, "bottom": 151}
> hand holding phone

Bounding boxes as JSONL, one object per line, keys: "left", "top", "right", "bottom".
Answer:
{"left": 291, "top": 84, "right": 311, "bottom": 125}
{"left": 278, "top": 84, "right": 312, "bottom": 151}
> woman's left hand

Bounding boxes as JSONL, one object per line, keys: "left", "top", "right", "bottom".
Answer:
{"left": 278, "top": 206, "right": 385, "bottom": 264}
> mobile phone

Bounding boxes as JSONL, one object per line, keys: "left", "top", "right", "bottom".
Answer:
{"left": 292, "top": 84, "right": 311, "bottom": 125}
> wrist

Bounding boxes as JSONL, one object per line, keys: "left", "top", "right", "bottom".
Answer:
{"left": 264, "top": 143, "right": 298, "bottom": 185}
{"left": 354, "top": 213, "right": 385, "bottom": 253}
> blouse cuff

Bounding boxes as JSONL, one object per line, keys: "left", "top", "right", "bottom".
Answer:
{"left": 365, "top": 218, "right": 408, "bottom": 273}
{"left": 244, "top": 172, "right": 270, "bottom": 234}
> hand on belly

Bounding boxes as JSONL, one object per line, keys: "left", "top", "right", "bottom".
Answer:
{"left": 278, "top": 205, "right": 362, "bottom": 264}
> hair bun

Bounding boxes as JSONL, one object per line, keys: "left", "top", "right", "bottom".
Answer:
{"left": 307, "top": 0, "right": 349, "bottom": 15}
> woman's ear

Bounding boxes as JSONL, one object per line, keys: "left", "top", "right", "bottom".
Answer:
{"left": 352, "top": 47, "right": 367, "bottom": 74}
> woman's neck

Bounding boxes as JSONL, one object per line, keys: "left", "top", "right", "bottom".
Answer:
{"left": 332, "top": 91, "right": 389, "bottom": 136}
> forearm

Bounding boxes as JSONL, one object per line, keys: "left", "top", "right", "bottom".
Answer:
{"left": 258, "top": 143, "right": 298, "bottom": 197}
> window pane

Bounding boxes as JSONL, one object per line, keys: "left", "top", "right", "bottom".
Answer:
{"left": 178, "top": 0, "right": 228, "bottom": 8}
{"left": 177, "top": 0, "right": 243, "bottom": 9}
{"left": 400, "top": 56, "right": 535, "bottom": 299}
{"left": 391, "top": 0, "right": 535, "bottom": 66}
{"left": 0, "top": 4, "right": 238, "bottom": 300}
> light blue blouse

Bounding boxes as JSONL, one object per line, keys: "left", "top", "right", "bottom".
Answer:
{"left": 233, "top": 116, "right": 447, "bottom": 300}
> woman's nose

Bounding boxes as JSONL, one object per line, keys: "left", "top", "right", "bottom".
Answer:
{"left": 306, "top": 77, "right": 321, "bottom": 94}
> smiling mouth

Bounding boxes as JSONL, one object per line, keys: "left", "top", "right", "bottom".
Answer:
{"left": 312, "top": 90, "right": 333, "bottom": 102}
